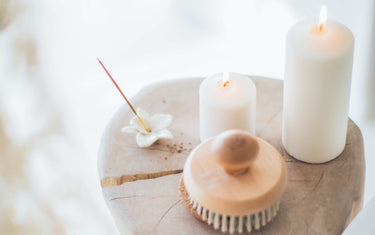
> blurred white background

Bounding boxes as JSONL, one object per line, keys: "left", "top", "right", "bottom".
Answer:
{"left": 0, "top": 0, "right": 374, "bottom": 234}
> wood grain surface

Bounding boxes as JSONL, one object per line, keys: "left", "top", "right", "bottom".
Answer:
{"left": 98, "top": 77, "right": 365, "bottom": 235}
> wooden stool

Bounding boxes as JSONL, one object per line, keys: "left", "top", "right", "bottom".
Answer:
{"left": 98, "top": 77, "right": 365, "bottom": 234}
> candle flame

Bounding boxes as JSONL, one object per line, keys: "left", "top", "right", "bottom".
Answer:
{"left": 319, "top": 5, "right": 327, "bottom": 32}
{"left": 222, "top": 72, "right": 230, "bottom": 87}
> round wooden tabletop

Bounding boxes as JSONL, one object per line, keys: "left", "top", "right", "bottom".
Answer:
{"left": 98, "top": 77, "right": 365, "bottom": 235}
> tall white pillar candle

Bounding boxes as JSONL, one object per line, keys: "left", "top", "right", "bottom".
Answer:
{"left": 199, "top": 72, "right": 256, "bottom": 141}
{"left": 282, "top": 6, "right": 354, "bottom": 163}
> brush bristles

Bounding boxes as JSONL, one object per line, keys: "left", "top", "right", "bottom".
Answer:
{"left": 188, "top": 196, "right": 280, "bottom": 234}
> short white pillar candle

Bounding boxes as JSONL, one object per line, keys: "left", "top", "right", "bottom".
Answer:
{"left": 282, "top": 6, "right": 354, "bottom": 163}
{"left": 199, "top": 72, "right": 256, "bottom": 141}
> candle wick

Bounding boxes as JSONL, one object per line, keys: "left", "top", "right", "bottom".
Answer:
{"left": 319, "top": 24, "right": 323, "bottom": 32}
{"left": 97, "top": 58, "right": 152, "bottom": 133}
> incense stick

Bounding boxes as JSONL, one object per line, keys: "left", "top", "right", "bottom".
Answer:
{"left": 98, "top": 58, "right": 151, "bottom": 133}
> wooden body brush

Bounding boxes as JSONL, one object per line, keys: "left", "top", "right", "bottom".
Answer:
{"left": 179, "top": 130, "right": 287, "bottom": 233}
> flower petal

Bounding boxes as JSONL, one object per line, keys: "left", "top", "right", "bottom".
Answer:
{"left": 136, "top": 133, "right": 159, "bottom": 147}
{"left": 130, "top": 116, "right": 150, "bottom": 134}
{"left": 154, "top": 129, "right": 174, "bottom": 139}
{"left": 121, "top": 125, "right": 138, "bottom": 133}
{"left": 121, "top": 108, "right": 174, "bottom": 147}
{"left": 150, "top": 114, "right": 173, "bottom": 131}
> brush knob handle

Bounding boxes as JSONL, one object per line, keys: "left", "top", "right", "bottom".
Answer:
{"left": 211, "top": 130, "right": 259, "bottom": 175}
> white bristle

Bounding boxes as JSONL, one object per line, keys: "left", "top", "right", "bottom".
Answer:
{"left": 246, "top": 215, "right": 252, "bottom": 232}
{"left": 208, "top": 211, "right": 213, "bottom": 225}
{"left": 187, "top": 196, "right": 281, "bottom": 233}
{"left": 202, "top": 208, "right": 207, "bottom": 221}
{"left": 221, "top": 215, "right": 227, "bottom": 232}
{"left": 254, "top": 213, "right": 260, "bottom": 230}
{"left": 272, "top": 204, "right": 277, "bottom": 216}
{"left": 229, "top": 216, "right": 235, "bottom": 234}
{"left": 214, "top": 213, "right": 220, "bottom": 230}
{"left": 192, "top": 201, "right": 197, "bottom": 209}
{"left": 267, "top": 207, "right": 272, "bottom": 222}
{"left": 197, "top": 204, "right": 202, "bottom": 215}
{"left": 238, "top": 216, "right": 243, "bottom": 234}
{"left": 261, "top": 210, "right": 266, "bottom": 226}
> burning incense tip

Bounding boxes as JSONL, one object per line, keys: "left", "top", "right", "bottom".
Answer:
{"left": 98, "top": 58, "right": 151, "bottom": 133}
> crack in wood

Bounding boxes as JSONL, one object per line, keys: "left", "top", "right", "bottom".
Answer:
{"left": 311, "top": 171, "right": 325, "bottom": 193}
{"left": 289, "top": 179, "right": 313, "bottom": 182}
{"left": 155, "top": 200, "right": 180, "bottom": 230}
{"left": 109, "top": 195, "right": 145, "bottom": 201}
{"left": 101, "top": 169, "right": 183, "bottom": 188}
{"left": 257, "top": 109, "right": 282, "bottom": 137}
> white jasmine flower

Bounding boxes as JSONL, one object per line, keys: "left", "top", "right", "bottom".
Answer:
{"left": 121, "top": 108, "right": 173, "bottom": 147}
